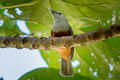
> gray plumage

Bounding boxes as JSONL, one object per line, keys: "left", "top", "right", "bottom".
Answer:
{"left": 49, "top": 8, "right": 74, "bottom": 77}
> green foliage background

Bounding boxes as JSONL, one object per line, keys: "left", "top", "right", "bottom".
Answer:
{"left": 0, "top": 0, "right": 120, "bottom": 80}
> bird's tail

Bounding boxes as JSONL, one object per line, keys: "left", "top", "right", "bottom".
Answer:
{"left": 60, "top": 57, "right": 74, "bottom": 77}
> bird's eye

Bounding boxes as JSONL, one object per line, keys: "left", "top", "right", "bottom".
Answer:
{"left": 58, "top": 13, "right": 62, "bottom": 15}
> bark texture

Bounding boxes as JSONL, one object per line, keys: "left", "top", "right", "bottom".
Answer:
{"left": 0, "top": 24, "right": 120, "bottom": 49}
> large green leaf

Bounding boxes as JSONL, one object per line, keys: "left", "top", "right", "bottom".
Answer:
{"left": 40, "top": 49, "right": 60, "bottom": 69}
{"left": 26, "top": 22, "right": 51, "bottom": 37}
{"left": 1, "top": 0, "right": 120, "bottom": 34}
{"left": 19, "top": 68, "right": 93, "bottom": 80}
{"left": 0, "top": 0, "right": 120, "bottom": 80}
{"left": 104, "top": 36, "right": 120, "bottom": 51}
{"left": 0, "top": 20, "right": 23, "bottom": 36}
{"left": 75, "top": 42, "right": 120, "bottom": 80}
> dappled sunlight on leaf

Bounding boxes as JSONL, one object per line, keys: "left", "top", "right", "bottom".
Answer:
{"left": 74, "top": 42, "right": 120, "bottom": 80}
{"left": 72, "top": 60, "right": 80, "bottom": 68}
{"left": 15, "top": 8, "right": 23, "bottom": 15}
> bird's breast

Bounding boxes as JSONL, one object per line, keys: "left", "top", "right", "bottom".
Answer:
{"left": 52, "top": 21, "right": 70, "bottom": 32}
{"left": 51, "top": 24, "right": 73, "bottom": 60}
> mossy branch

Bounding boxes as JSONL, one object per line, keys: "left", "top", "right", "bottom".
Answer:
{"left": 0, "top": 24, "right": 120, "bottom": 50}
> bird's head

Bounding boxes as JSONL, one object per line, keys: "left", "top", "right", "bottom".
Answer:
{"left": 49, "top": 8, "right": 66, "bottom": 22}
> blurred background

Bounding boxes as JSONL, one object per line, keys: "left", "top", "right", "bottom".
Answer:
{"left": 0, "top": 0, "right": 120, "bottom": 80}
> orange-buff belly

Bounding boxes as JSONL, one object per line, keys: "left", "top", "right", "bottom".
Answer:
{"left": 57, "top": 48, "right": 71, "bottom": 60}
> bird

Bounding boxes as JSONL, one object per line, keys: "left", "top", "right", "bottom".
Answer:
{"left": 49, "top": 8, "right": 74, "bottom": 77}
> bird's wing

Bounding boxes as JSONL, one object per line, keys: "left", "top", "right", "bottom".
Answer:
{"left": 69, "top": 26, "right": 74, "bottom": 59}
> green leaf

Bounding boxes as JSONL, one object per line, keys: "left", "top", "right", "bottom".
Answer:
{"left": 8, "top": 0, "right": 52, "bottom": 25}
{"left": 104, "top": 34, "right": 120, "bottom": 51}
{"left": 3, "top": 0, "right": 120, "bottom": 32}
{"left": 40, "top": 49, "right": 60, "bottom": 69}
{"left": 0, "top": 0, "right": 120, "bottom": 80}
{"left": 0, "top": 20, "right": 23, "bottom": 36}
{"left": 75, "top": 42, "right": 120, "bottom": 80}
{"left": 19, "top": 68, "right": 93, "bottom": 80}
{"left": 26, "top": 22, "right": 51, "bottom": 37}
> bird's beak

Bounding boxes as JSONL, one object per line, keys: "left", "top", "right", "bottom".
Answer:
{"left": 48, "top": 8, "right": 55, "bottom": 14}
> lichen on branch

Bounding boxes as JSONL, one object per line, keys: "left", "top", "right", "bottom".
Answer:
{"left": 0, "top": 24, "right": 120, "bottom": 50}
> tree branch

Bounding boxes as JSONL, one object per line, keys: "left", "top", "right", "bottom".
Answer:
{"left": 0, "top": 24, "right": 120, "bottom": 50}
